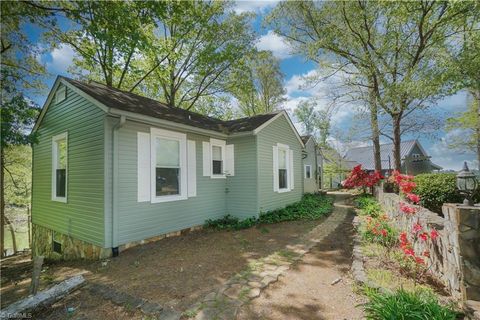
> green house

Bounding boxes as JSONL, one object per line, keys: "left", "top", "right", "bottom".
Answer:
{"left": 31, "top": 76, "right": 315, "bottom": 260}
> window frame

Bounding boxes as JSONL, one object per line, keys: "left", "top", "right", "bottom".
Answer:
{"left": 305, "top": 165, "right": 312, "bottom": 179}
{"left": 210, "top": 138, "right": 226, "bottom": 179}
{"left": 277, "top": 143, "right": 290, "bottom": 193}
{"left": 150, "top": 128, "right": 187, "bottom": 203}
{"left": 52, "top": 132, "right": 68, "bottom": 203}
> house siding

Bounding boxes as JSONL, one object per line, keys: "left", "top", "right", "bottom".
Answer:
{"left": 403, "top": 144, "right": 434, "bottom": 175}
{"left": 303, "top": 138, "right": 318, "bottom": 193}
{"left": 226, "top": 135, "right": 258, "bottom": 219}
{"left": 257, "top": 116, "right": 303, "bottom": 213}
{"left": 113, "top": 120, "right": 228, "bottom": 246}
{"left": 32, "top": 86, "right": 106, "bottom": 247}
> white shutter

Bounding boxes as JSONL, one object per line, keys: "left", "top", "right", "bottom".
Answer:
{"left": 137, "top": 132, "right": 151, "bottom": 202}
{"left": 202, "top": 141, "right": 211, "bottom": 176}
{"left": 273, "top": 145, "right": 279, "bottom": 192}
{"left": 187, "top": 140, "right": 197, "bottom": 197}
{"left": 225, "top": 144, "right": 235, "bottom": 176}
{"left": 289, "top": 149, "right": 294, "bottom": 190}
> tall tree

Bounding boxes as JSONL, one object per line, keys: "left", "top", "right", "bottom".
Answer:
{"left": 267, "top": 1, "right": 384, "bottom": 171}
{"left": 230, "top": 50, "right": 285, "bottom": 116}
{"left": 294, "top": 99, "right": 333, "bottom": 147}
{"left": 140, "top": 1, "right": 255, "bottom": 110}
{"left": 1, "top": 1, "right": 52, "bottom": 256}
{"left": 269, "top": 1, "right": 473, "bottom": 171}
{"left": 46, "top": 1, "right": 161, "bottom": 90}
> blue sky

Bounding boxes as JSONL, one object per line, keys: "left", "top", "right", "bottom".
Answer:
{"left": 25, "top": 0, "right": 475, "bottom": 171}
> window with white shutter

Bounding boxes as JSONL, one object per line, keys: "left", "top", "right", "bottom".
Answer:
{"left": 274, "top": 143, "right": 292, "bottom": 193}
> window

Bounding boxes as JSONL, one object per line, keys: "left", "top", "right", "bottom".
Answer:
{"left": 151, "top": 128, "right": 187, "bottom": 203}
{"left": 278, "top": 147, "right": 288, "bottom": 190}
{"left": 55, "top": 86, "right": 66, "bottom": 104}
{"left": 273, "top": 143, "right": 293, "bottom": 193}
{"left": 209, "top": 139, "right": 226, "bottom": 178}
{"left": 52, "top": 231, "right": 62, "bottom": 254}
{"left": 52, "top": 132, "right": 67, "bottom": 202}
{"left": 305, "top": 165, "right": 311, "bottom": 179}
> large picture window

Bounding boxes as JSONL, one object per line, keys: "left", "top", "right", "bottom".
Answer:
{"left": 52, "top": 132, "right": 67, "bottom": 202}
{"left": 151, "top": 128, "right": 187, "bottom": 203}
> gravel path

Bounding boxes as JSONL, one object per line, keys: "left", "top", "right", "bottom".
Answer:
{"left": 237, "top": 192, "right": 366, "bottom": 320}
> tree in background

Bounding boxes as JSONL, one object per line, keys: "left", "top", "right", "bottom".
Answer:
{"left": 294, "top": 99, "right": 333, "bottom": 147}
{"left": 446, "top": 100, "right": 479, "bottom": 169}
{"left": 1, "top": 1, "right": 53, "bottom": 256}
{"left": 230, "top": 50, "right": 285, "bottom": 116}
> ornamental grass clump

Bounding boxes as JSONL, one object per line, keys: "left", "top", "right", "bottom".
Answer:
{"left": 362, "top": 288, "right": 460, "bottom": 320}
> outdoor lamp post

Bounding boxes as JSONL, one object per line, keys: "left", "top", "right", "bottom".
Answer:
{"left": 457, "top": 161, "right": 478, "bottom": 206}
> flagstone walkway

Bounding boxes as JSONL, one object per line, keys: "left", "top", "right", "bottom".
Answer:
{"left": 193, "top": 192, "right": 365, "bottom": 320}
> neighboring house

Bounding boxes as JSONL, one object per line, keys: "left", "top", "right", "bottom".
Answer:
{"left": 31, "top": 77, "right": 307, "bottom": 260}
{"left": 301, "top": 135, "right": 319, "bottom": 193}
{"left": 344, "top": 140, "right": 442, "bottom": 176}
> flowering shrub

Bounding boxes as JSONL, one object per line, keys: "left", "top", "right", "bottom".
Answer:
{"left": 343, "top": 165, "right": 383, "bottom": 192}
{"left": 390, "top": 170, "right": 422, "bottom": 215}
{"left": 362, "top": 215, "right": 398, "bottom": 247}
{"left": 399, "top": 202, "right": 418, "bottom": 215}
{"left": 396, "top": 222, "right": 440, "bottom": 278}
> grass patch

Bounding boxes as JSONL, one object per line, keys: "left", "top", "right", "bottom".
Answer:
{"left": 362, "top": 288, "right": 460, "bottom": 320}
{"left": 205, "top": 194, "right": 333, "bottom": 231}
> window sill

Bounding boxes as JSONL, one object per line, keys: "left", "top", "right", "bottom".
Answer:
{"left": 210, "top": 175, "right": 226, "bottom": 179}
{"left": 151, "top": 195, "right": 188, "bottom": 203}
{"left": 277, "top": 188, "right": 291, "bottom": 193}
{"left": 52, "top": 197, "right": 67, "bottom": 203}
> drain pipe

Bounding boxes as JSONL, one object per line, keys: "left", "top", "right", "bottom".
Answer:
{"left": 112, "top": 115, "right": 126, "bottom": 257}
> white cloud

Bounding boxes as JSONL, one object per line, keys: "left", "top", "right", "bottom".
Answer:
{"left": 428, "top": 136, "right": 477, "bottom": 171}
{"left": 256, "top": 30, "right": 292, "bottom": 60}
{"left": 233, "top": 0, "right": 279, "bottom": 14}
{"left": 46, "top": 45, "right": 76, "bottom": 72}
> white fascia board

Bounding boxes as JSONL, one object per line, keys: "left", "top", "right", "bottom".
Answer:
{"left": 253, "top": 111, "right": 305, "bottom": 148}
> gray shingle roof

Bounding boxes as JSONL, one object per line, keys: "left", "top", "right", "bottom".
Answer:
{"left": 344, "top": 140, "right": 419, "bottom": 170}
{"left": 62, "top": 77, "right": 278, "bottom": 134}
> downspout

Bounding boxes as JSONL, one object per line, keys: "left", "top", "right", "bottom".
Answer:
{"left": 111, "top": 115, "right": 126, "bottom": 257}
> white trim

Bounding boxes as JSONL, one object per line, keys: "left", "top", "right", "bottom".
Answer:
{"left": 150, "top": 127, "right": 187, "bottom": 203}
{"left": 187, "top": 140, "right": 197, "bottom": 197}
{"left": 276, "top": 143, "right": 292, "bottom": 193}
{"left": 202, "top": 141, "right": 211, "bottom": 176}
{"left": 137, "top": 132, "right": 151, "bottom": 202}
{"left": 253, "top": 111, "right": 305, "bottom": 147}
{"left": 51, "top": 132, "right": 68, "bottom": 203}
{"left": 305, "top": 165, "right": 312, "bottom": 179}
{"left": 225, "top": 144, "right": 235, "bottom": 176}
{"left": 210, "top": 138, "right": 226, "bottom": 179}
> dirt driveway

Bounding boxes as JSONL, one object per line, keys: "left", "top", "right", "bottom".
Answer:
{"left": 237, "top": 193, "right": 365, "bottom": 320}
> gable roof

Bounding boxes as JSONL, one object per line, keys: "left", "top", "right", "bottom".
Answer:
{"left": 34, "top": 76, "right": 280, "bottom": 135}
{"left": 344, "top": 140, "right": 430, "bottom": 170}
{"left": 301, "top": 135, "right": 313, "bottom": 145}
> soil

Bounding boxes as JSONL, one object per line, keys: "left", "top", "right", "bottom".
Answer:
{"left": 237, "top": 194, "right": 366, "bottom": 320}
{"left": 1, "top": 217, "right": 326, "bottom": 319}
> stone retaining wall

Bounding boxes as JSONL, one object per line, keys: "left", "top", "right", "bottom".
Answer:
{"left": 375, "top": 186, "right": 480, "bottom": 302}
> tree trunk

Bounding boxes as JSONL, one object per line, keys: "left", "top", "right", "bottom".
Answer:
{"left": 1, "top": 149, "right": 5, "bottom": 257}
{"left": 369, "top": 96, "right": 382, "bottom": 172}
{"left": 4, "top": 216, "right": 17, "bottom": 254}
{"left": 392, "top": 112, "right": 402, "bottom": 171}
{"left": 474, "top": 89, "right": 480, "bottom": 171}
{"left": 368, "top": 75, "right": 382, "bottom": 172}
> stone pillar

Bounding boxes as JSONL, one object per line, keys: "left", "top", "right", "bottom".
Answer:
{"left": 443, "top": 203, "right": 480, "bottom": 302}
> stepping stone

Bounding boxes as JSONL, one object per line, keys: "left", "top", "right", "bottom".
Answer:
{"left": 223, "top": 284, "right": 243, "bottom": 300}
{"left": 248, "top": 288, "right": 261, "bottom": 299}
{"left": 141, "top": 301, "right": 163, "bottom": 314}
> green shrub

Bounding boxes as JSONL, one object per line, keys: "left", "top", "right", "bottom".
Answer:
{"left": 356, "top": 195, "right": 382, "bottom": 218}
{"left": 362, "top": 288, "right": 460, "bottom": 320}
{"left": 205, "top": 194, "right": 333, "bottom": 231}
{"left": 414, "top": 173, "right": 463, "bottom": 214}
